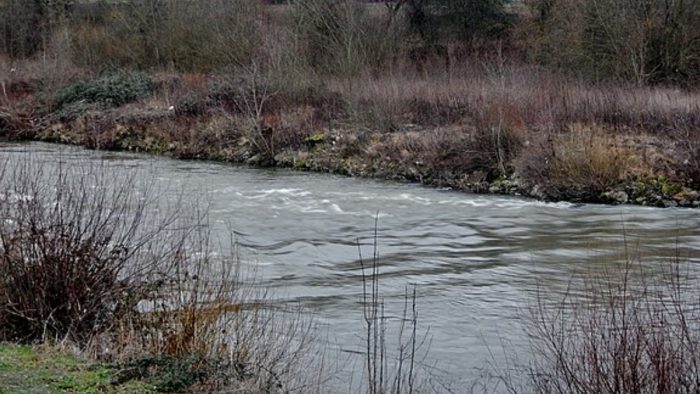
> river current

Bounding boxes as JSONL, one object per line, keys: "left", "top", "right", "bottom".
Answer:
{"left": 4, "top": 142, "right": 700, "bottom": 391}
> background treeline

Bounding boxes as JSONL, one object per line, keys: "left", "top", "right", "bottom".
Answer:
{"left": 2, "top": 0, "right": 699, "bottom": 86}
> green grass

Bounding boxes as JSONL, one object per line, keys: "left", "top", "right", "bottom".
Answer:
{"left": 0, "top": 344, "right": 156, "bottom": 394}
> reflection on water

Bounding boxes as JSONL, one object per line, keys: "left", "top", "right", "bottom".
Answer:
{"left": 3, "top": 142, "right": 700, "bottom": 389}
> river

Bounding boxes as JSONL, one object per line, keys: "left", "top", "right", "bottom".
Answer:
{"left": 3, "top": 141, "right": 700, "bottom": 391}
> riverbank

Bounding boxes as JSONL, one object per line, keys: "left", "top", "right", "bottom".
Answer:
{"left": 3, "top": 63, "right": 700, "bottom": 209}
{"left": 4, "top": 69, "right": 699, "bottom": 209}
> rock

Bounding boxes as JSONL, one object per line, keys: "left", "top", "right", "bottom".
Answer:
{"left": 603, "top": 190, "right": 629, "bottom": 204}
{"left": 489, "top": 178, "right": 520, "bottom": 195}
{"left": 648, "top": 194, "right": 664, "bottom": 206}
{"left": 663, "top": 199, "right": 678, "bottom": 208}
{"left": 674, "top": 189, "right": 699, "bottom": 202}
{"left": 530, "top": 185, "right": 547, "bottom": 200}
{"left": 246, "top": 154, "right": 260, "bottom": 164}
{"left": 407, "top": 166, "right": 421, "bottom": 180}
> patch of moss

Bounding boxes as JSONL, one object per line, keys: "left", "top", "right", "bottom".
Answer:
{"left": 651, "top": 175, "right": 683, "bottom": 196}
{"left": 304, "top": 132, "right": 327, "bottom": 148}
{"left": 141, "top": 136, "right": 170, "bottom": 155}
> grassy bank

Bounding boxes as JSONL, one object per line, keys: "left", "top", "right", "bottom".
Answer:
{"left": 0, "top": 344, "right": 155, "bottom": 393}
{"left": 1, "top": 1, "right": 699, "bottom": 207}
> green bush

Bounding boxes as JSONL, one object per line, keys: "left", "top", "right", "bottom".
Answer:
{"left": 55, "top": 71, "right": 154, "bottom": 109}
{"left": 404, "top": 0, "right": 511, "bottom": 44}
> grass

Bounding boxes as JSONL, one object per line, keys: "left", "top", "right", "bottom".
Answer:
{"left": 0, "top": 344, "right": 154, "bottom": 393}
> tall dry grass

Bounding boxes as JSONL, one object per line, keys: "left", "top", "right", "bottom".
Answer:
{"left": 326, "top": 62, "right": 700, "bottom": 132}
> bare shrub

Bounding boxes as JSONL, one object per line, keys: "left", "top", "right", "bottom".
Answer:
{"left": 525, "top": 254, "right": 700, "bottom": 393}
{"left": 292, "top": 0, "right": 402, "bottom": 76}
{"left": 0, "top": 159, "right": 187, "bottom": 343}
{"left": 219, "top": 66, "right": 281, "bottom": 165}
{"left": 399, "top": 0, "right": 511, "bottom": 45}
{"left": 103, "top": 229, "right": 319, "bottom": 392}
{"left": 0, "top": 156, "right": 321, "bottom": 392}
{"left": 0, "top": 33, "right": 81, "bottom": 139}
{"left": 0, "top": 105, "right": 34, "bottom": 140}
{"left": 0, "top": 0, "right": 58, "bottom": 58}
{"left": 356, "top": 220, "right": 432, "bottom": 394}
{"left": 526, "top": 0, "right": 700, "bottom": 86}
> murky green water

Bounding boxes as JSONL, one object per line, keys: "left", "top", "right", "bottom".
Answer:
{"left": 3, "top": 142, "right": 700, "bottom": 390}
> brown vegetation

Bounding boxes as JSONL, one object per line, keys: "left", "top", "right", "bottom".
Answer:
{"left": 2, "top": 3, "right": 700, "bottom": 391}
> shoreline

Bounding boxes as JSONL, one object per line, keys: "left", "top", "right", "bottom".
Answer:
{"left": 7, "top": 110, "right": 697, "bottom": 209}
{"left": 2, "top": 68, "right": 699, "bottom": 211}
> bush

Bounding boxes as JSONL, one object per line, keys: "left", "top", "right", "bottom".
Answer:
{"left": 55, "top": 71, "right": 154, "bottom": 109}
{"left": 174, "top": 92, "right": 210, "bottom": 117}
{"left": 404, "top": 0, "right": 511, "bottom": 44}
{"left": 0, "top": 0, "right": 64, "bottom": 58}
{"left": 292, "top": 0, "right": 401, "bottom": 76}
{"left": 525, "top": 256, "right": 700, "bottom": 393}
{"left": 517, "top": 126, "right": 635, "bottom": 201}
{"left": 0, "top": 160, "right": 183, "bottom": 343}
{"left": 0, "top": 157, "right": 320, "bottom": 392}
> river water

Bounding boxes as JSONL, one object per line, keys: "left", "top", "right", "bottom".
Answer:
{"left": 3, "top": 142, "right": 700, "bottom": 391}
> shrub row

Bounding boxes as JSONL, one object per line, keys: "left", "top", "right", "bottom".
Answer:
{"left": 3, "top": 0, "right": 699, "bottom": 86}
